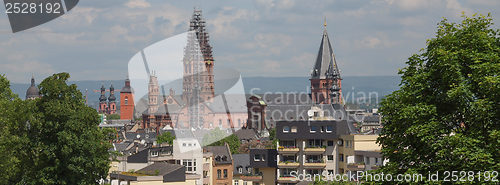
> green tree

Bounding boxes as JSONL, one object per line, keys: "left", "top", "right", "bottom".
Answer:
{"left": 106, "top": 114, "right": 121, "bottom": 120}
{"left": 208, "top": 134, "right": 241, "bottom": 154}
{"left": 0, "top": 74, "right": 24, "bottom": 184}
{"left": 0, "top": 73, "right": 112, "bottom": 184}
{"left": 377, "top": 14, "right": 499, "bottom": 183}
{"left": 157, "top": 131, "right": 175, "bottom": 145}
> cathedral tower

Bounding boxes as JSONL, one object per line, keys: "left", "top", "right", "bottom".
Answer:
{"left": 310, "top": 21, "right": 342, "bottom": 104}
{"left": 148, "top": 73, "right": 159, "bottom": 114}
{"left": 183, "top": 9, "right": 215, "bottom": 102}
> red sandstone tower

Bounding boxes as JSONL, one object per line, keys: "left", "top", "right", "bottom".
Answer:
{"left": 120, "top": 78, "right": 134, "bottom": 120}
{"left": 310, "top": 21, "right": 342, "bottom": 104}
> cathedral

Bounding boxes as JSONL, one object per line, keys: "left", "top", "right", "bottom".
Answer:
{"left": 139, "top": 9, "right": 248, "bottom": 132}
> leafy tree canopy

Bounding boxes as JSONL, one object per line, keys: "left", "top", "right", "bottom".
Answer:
{"left": 377, "top": 14, "right": 499, "bottom": 183}
{"left": 0, "top": 73, "right": 112, "bottom": 184}
{"left": 157, "top": 131, "right": 175, "bottom": 145}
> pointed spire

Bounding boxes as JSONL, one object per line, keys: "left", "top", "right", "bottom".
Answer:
{"left": 311, "top": 21, "right": 340, "bottom": 80}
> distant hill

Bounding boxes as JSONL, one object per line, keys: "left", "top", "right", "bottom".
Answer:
{"left": 11, "top": 76, "right": 400, "bottom": 109}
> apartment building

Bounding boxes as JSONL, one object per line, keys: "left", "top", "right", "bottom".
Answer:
{"left": 248, "top": 149, "right": 278, "bottom": 185}
{"left": 204, "top": 143, "right": 234, "bottom": 185}
{"left": 338, "top": 134, "right": 384, "bottom": 174}
{"left": 275, "top": 120, "right": 355, "bottom": 184}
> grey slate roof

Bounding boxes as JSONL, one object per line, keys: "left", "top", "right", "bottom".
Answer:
{"left": 311, "top": 28, "right": 340, "bottom": 80}
{"left": 204, "top": 145, "right": 232, "bottom": 165}
{"left": 232, "top": 154, "right": 250, "bottom": 175}
{"left": 234, "top": 129, "right": 257, "bottom": 141}
{"left": 363, "top": 115, "right": 380, "bottom": 123}
{"left": 136, "top": 162, "right": 184, "bottom": 176}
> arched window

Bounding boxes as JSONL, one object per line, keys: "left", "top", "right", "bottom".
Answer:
{"left": 124, "top": 96, "right": 128, "bottom": 105}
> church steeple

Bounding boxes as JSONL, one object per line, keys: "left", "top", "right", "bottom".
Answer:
{"left": 310, "top": 20, "right": 342, "bottom": 104}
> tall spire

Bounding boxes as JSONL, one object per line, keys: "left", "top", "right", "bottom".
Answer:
{"left": 189, "top": 9, "right": 214, "bottom": 62}
{"left": 310, "top": 20, "right": 343, "bottom": 104}
{"left": 310, "top": 22, "right": 340, "bottom": 80}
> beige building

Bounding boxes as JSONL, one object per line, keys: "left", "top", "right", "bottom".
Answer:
{"left": 338, "top": 134, "right": 383, "bottom": 174}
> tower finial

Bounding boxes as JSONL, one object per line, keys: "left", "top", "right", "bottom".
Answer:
{"left": 324, "top": 17, "right": 327, "bottom": 28}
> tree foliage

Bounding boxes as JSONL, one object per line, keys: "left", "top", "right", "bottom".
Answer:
{"left": 106, "top": 114, "right": 120, "bottom": 120}
{"left": 0, "top": 73, "right": 112, "bottom": 184}
{"left": 157, "top": 131, "right": 175, "bottom": 145}
{"left": 377, "top": 14, "right": 499, "bottom": 183}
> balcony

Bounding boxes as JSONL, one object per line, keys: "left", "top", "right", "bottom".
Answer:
{"left": 346, "top": 163, "right": 366, "bottom": 171}
{"left": 278, "top": 146, "right": 299, "bottom": 154}
{"left": 240, "top": 173, "right": 263, "bottom": 181}
{"left": 278, "top": 161, "right": 300, "bottom": 168}
{"left": 304, "top": 159, "right": 326, "bottom": 168}
{"left": 277, "top": 176, "right": 298, "bottom": 183}
{"left": 304, "top": 147, "right": 325, "bottom": 153}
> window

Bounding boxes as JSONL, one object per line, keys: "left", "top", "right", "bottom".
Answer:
{"left": 261, "top": 154, "right": 266, "bottom": 161}
{"left": 238, "top": 119, "right": 241, "bottom": 127}
{"left": 283, "top": 126, "right": 290, "bottom": 133}
{"left": 326, "top": 125, "right": 333, "bottom": 132}
{"left": 291, "top": 126, "right": 297, "bottom": 133}
{"left": 339, "top": 154, "right": 344, "bottom": 162}
{"left": 310, "top": 126, "right": 318, "bottom": 133}
{"left": 244, "top": 182, "right": 247, "bottom": 185}
{"left": 223, "top": 169, "right": 228, "bottom": 178}
{"left": 246, "top": 167, "right": 252, "bottom": 173}
{"left": 254, "top": 154, "right": 261, "bottom": 161}
{"left": 183, "top": 143, "right": 186, "bottom": 147}
{"left": 365, "top": 157, "right": 370, "bottom": 165}
{"left": 234, "top": 181, "right": 239, "bottom": 185}
{"left": 328, "top": 155, "right": 334, "bottom": 161}
{"left": 238, "top": 166, "right": 243, "bottom": 173}
{"left": 217, "top": 169, "right": 222, "bottom": 179}
{"left": 375, "top": 157, "right": 378, "bottom": 164}
{"left": 308, "top": 139, "right": 322, "bottom": 147}
{"left": 327, "top": 140, "right": 334, "bottom": 146}
{"left": 183, "top": 159, "right": 196, "bottom": 172}
{"left": 321, "top": 126, "right": 325, "bottom": 132}
{"left": 124, "top": 97, "right": 128, "bottom": 105}
{"left": 219, "top": 119, "right": 222, "bottom": 127}
{"left": 328, "top": 170, "right": 334, "bottom": 175}
{"left": 151, "top": 151, "right": 159, "bottom": 157}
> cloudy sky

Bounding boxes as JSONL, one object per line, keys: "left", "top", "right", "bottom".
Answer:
{"left": 0, "top": 0, "right": 498, "bottom": 83}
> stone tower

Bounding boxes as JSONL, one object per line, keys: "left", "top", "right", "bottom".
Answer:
{"left": 148, "top": 72, "right": 159, "bottom": 114}
{"left": 310, "top": 21, "right": 342, "bottom": 104}
{"left": 183, "top": 9, "right": 215, "bottom": 102}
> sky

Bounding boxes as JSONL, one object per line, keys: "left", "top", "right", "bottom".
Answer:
{"left": 0, "top": 0, "right": 498, "bottom": 83}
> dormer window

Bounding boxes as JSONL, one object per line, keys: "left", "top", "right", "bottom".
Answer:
{"left": 326, "top": 125, "right": 333, "bottom": 132}
{"left": 310, "top": 126, "right": 318, "bottom": 133}
{"left": 216, "top": 156, "right": 221, "bottom": 161}
{"left": 238, "top": 166, "right": 243, "bottom": 173}
{"left": 254, "top": 154, "right": 261, "bottom": 161}
{"left": 283, "top": 126, "right": 290, "bottom": 133}
{"left": 222, "top": 156, "right": 228, "bottom": 161}
{"left": 151, "top": 151, "right": 158, "bottom": 157}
